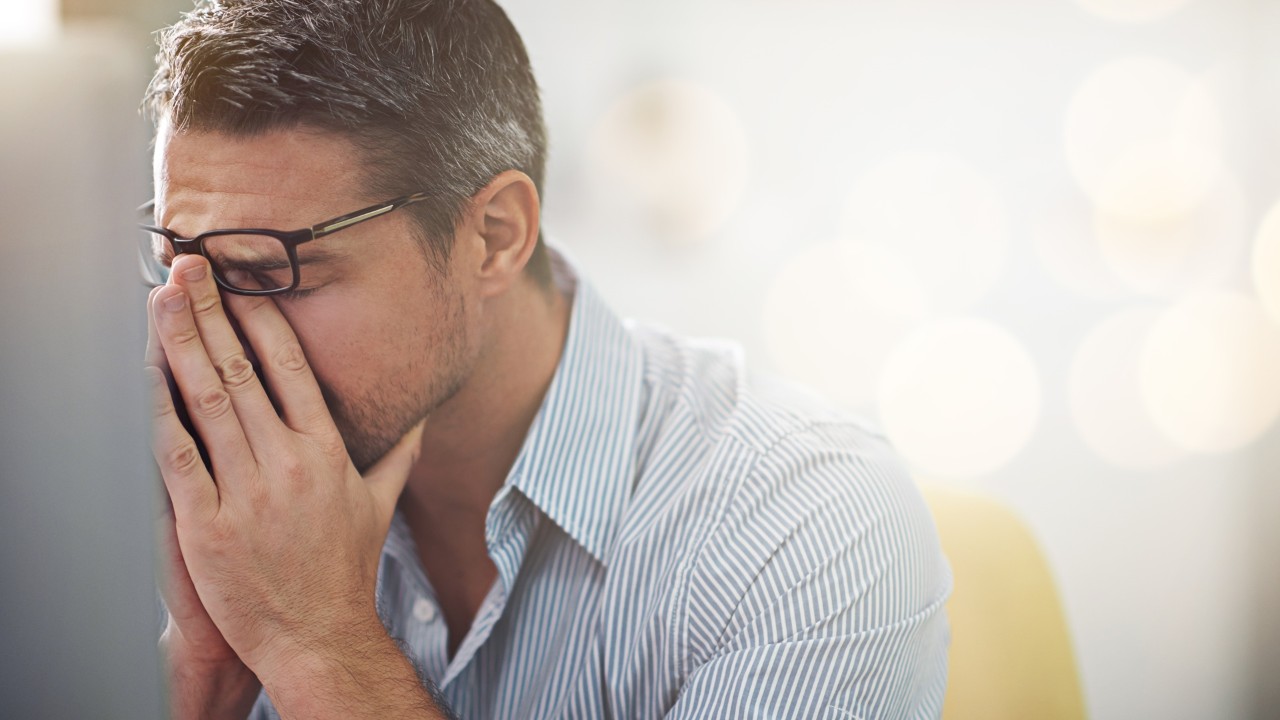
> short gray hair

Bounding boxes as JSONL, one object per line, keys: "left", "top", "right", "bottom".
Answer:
{"left": 146, "top": 0, "right": 551, "bottom": 283}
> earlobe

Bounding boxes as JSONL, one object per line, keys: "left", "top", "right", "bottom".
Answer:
{"left": 473, "top": 170, "right": 541, "bottom": 296}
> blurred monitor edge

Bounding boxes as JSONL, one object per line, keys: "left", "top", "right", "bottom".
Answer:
{"left": 0, "top": 26, "right": 164, "bottom": 720}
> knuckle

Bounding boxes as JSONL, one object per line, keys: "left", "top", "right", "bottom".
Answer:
{"left": 153, "top": 395, "right": 176, "bottom": 419}
{"left": 151, "top": 387, "right": 175, "bottom": 418}
{"left": 278, "top": 457, "right": 309, "bottom": 486}
{"left": 205, "top": 518, "right": 236, "bottom": 547}
{"left": 245, "top": 476, "right": 271, "bottom": 507}
{"left": 192, "top": 387, "right": 233, "bottom": 419}
{"left": 163, "top": 442, "right": 204, "bottom": 476}
{"left": 189, "top": 293, "right": 223, "bottom": 319}
{"left": 316, "top": 436, "right": 349, "bottom": 465}
{"left": 216, "top": 355, "right": 258, "bottom": 391}
{"left": 168, "top": 326, "right": 201, "bottom": 348}
{"left": 271, "top": 341, "right": 309, "bottom": 375}
{"left": 146, "top": 368, "right": 174, "bottom": 417}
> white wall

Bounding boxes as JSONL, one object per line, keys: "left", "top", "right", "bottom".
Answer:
{"left": 501, "top": 1, "right": 1279, "bottom": 718}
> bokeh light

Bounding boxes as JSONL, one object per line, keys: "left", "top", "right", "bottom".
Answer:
{"left": 1031, "top": 199, "right": 1128, "bottom": 302}
{"left": 1254, "top": 200, "right": 1280, "bottom": 328}
{"left": 1069, "top": 307, "right": 1186, "bottom": 470}
{"left": 762, "top": 242, "right": 929, "bottom": 412}
{"left": 1065, "top": 57, "right": 1224, "bottom": 220}
{"left": 586, "top": 78, "right": 749, "bottom": 244}
{"left": 1139, "top": 291, "right": 1280, "bottom": 453}
{"left": 0, "top": 0, "right": 57, "bottom": 46}
{"left": 1076, "top": 0, "right": 1197, "bottom": 24}
{"left": 878, "top": 318, "right": 1041, "bottom": 480}
{"left": 1094, "top": 172, "right": 1249, "bottom": 297}
{"left": 841, "top": 152, "right": 1009, "bottom": 313}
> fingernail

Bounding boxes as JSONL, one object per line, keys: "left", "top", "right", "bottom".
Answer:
{"left": 163, "top": 292, "right": 186, "bottom": 312}
{"left": 181, "top": 263, "right": 207, "bottom": 282}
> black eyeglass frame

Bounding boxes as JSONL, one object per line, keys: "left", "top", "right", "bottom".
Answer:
{"left": 138, "top": 191, "right": 433, "bottom": 296}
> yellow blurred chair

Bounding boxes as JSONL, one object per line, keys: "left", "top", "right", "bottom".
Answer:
{"left": 921, "top": 486, "right": 1088, "bottom": 720}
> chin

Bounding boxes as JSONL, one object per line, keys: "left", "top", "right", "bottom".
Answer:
{"left": 320, "top": 321, "right": 476, "bottom": 473}
{"left": 328, "top": 373, "right": 467, "bottom": 474}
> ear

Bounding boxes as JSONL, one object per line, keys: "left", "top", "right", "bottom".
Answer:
{"left": 462, "top": 169, "right": 541, "bottom": 298}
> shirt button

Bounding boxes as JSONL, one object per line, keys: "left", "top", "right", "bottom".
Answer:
{"left": 413, "top": 597, "right": 437, "bottom": 623}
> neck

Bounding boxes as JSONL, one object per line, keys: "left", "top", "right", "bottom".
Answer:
{"left": 400, "top": 276, "right": 572, "bottom": 532}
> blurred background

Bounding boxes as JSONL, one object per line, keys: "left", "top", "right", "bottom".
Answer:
{"left": 3, "top": 0, "right": 1277, "bottom": 717}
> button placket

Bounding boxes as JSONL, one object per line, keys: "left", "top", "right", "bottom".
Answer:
{"left": 412, "top": 596, "right": 438, "bottom": 623}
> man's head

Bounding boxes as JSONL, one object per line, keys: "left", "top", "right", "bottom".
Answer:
{"left": 147, "top": 0, "right": 550, "bottom": 284}
{"left": 146, "top": 0, "right": 552, "bottom": 470}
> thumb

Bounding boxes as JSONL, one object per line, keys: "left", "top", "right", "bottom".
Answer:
{"left": 362, "top": 419, "right": 427, "bottom": 518}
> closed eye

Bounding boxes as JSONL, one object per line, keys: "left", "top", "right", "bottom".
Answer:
{"left": 274, "top": 286, "right": 322, "bottom": 301}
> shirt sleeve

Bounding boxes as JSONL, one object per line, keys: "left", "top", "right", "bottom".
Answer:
{"left": 666, "top": 424, "right": 952, "bottom": 719}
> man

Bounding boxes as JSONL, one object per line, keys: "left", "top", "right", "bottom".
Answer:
{"left": 142, "top": 1, "right": 951, "bottom": 718}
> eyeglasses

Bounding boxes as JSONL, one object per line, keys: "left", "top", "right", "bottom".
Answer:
{"left": 137, "top": 192, "right": 432, "bottom": 296}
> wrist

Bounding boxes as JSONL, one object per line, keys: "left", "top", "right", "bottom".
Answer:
{"left": 253, "top": 614, "right": 441, "bottom": 719}
{"left": 160, "top": 621, "right": 241, "bottom": 669}
{"left": 248, "top": 608, "right": 386, "bottom": 691}
{"left": 161, "top": 631, "right": 261, "bottom": 720}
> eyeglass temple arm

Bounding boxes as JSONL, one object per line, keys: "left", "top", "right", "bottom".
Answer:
{"left": 311, "top": 192, "right": 433, "bottom": 239}
{"left": 137, "top": 192, "right": 433, "bottom": 237}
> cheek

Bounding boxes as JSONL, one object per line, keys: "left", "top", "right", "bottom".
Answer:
{"left": 279, "top": 282, "right": 446, "bottom": 402}
{"left": 280, "top": 295, "right": 393, "bottom": 393}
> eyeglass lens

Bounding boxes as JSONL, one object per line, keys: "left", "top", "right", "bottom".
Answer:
{"left": 137, "top": 230, "right": 295, "bottom": 292}
{"left": 201, "top": 234, "right": 294, "bottom": 291}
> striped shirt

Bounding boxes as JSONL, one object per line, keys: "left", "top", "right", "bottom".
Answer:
{"left": 250, "top": 246, "right": 951, "bottom": 719}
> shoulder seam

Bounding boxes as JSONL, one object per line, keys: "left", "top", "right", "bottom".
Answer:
{"left": 678, "top": 420, "right": 860, "bottom": 677}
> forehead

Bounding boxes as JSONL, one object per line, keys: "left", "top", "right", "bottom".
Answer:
{"left": 154, "top": 122, "right": 368, "bottom": 230}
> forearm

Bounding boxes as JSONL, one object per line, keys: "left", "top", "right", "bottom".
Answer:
{"left": 255, "top": 618, "right": 451, "bottom": 720}
{"left": 162, "top": 631, "right": 262, "bottom": 720}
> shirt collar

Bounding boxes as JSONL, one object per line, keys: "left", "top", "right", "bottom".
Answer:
{"left": 505, "top": 245, "right": 646, "bottom": 565}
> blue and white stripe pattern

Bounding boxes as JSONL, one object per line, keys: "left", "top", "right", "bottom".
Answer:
{"left": 251, "top": 246, "right": 951, "bottom": 719}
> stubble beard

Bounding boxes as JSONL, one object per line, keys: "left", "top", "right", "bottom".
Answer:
{"left": 322, "top": 287, "right": 473, "bottom": 474}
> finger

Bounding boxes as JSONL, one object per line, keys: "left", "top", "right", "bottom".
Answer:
{"left": 170, "top": 255, "right": 280, "bottom": 443}
{"left": 147, "top": 365, "right": 219, "bottom": 522}
{"left": 154, "top": 284, "right": 258, "bottom": 485}
{"left": 145, "top": 286, "right": 169, "bottom": 374}
{"left": 361, "top": 419, "right": 426, "bottom": 522}
{"left": 148, "top": 285, "right": 201, "bottom": 482}
{"left": 153, "top": 498, "right": 185, "bottom": 609}
{"left": 152, "top": 501, "right": 210, "bottom": 636}
{"left": 222, "top": 281, "right": 336, "bottom": 437}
